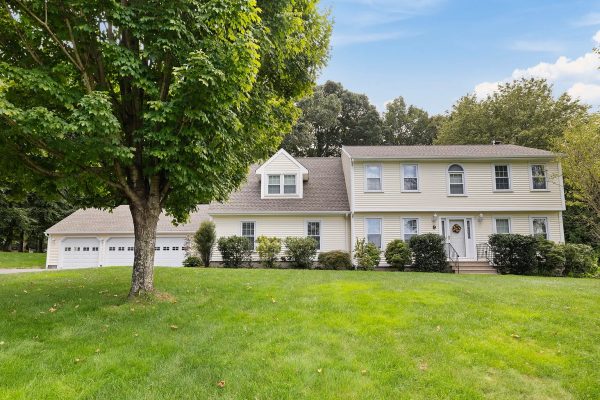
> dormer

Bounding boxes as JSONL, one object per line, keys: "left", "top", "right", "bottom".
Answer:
{"left": 256, "top": 149, "right": 309, "bottom": 199}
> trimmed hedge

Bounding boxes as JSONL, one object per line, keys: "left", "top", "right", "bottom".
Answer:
{"left": 488, "top": 234, "right": 538, "bottom": 275}
{"left": 408, "top": 234, "right": 450, "bottom": 272}
{"left": 384, "top": 239, "right": 412, "bottom": 269}
{"left": 354, "top": 238, "right": 381, "bottom": 270}
{"left": 536, "top": 238, "right": 566, "bottom": 276}
{"left": 256, "top": 236, "right": 282, "bottom": 268}
{"left": 318, "top": 250, "right": 352, "bottom": 270}
{"left": 182, "top": 255, "right": 202, "bottom": 268}
{"left": 217, "top": 235, "right": 252, "bottom": 268}
{"left": 284, "top": 237, "right": 317, "bottom": 269}
{"left": 563, "top": 243, "right": 599, "bottom": 277}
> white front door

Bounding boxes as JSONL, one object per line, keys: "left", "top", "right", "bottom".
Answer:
{"left": 448, "top": 219, "right": 467, "bottom": 257}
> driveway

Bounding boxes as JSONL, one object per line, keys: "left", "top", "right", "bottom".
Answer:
{"left": 0, "top": 268, "right": 52, "bottom": 274}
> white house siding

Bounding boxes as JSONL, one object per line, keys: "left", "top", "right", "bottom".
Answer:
{"left": 262, "top": 152, "right": 302, "bottom": 173}
{"left": 353, "top": 160, "right": 564, "bottom": 212}
{"left": 341, "top": 150, "right": 353, "bottom": 209}
{"left": 353, "top": 211, "right": 564, "bottom": 253}
{"left": 211, "top": 214, "right": 350, "bottom": 261}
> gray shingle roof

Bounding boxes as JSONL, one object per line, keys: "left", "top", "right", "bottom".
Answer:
{"left": 343, "top": 144, "right": 557, "bottom": 159}
{"left": 46, "top": 205, "right": 209, "bottom": 235}
{"left": 209, "top": 158, "right": 350, "bottom": 213}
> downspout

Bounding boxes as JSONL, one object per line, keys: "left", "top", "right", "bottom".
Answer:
{"left": 350, "top": 157, "right": 356, "bottom": 270}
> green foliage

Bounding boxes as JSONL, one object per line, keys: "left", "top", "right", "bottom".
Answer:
{"left": 408, "top": 234, "right": 449, "bottom": 272}
{"left": 555, "top": 117, "right": 600, "bottom": 245}
{"left": 489, "top": 234, "right": 539, "bottom": 275}
{"left": 436, "top": 78, "right": 588, "bottom": 150}
{"left": 282, "top": 81, "right": 383, "bottom": 157}
{"left": 217, "top": 236, "right": 252, "bottom": 268}
{"left": 563, "top": 243, "right": 599, "bottom": 277}
{"left": 383, "top": 97, "right": 439, "bottom": 145}
{"left": 353, "top": 238, "right": 381, "bottom": 271}
{"left": 535, "top": 239, "right": 566, "bottom": 277}
{"left": 256, "top": 236, "right": 282, "bottom": 268}
{"left": 284, "top": 237, "right": 318, "bottom": 269}
{"left": 384, "top": 239, "right": 413, "bottom": 269}
{"left": 182, "top": 256, "right": 202, "bottom": 268}
{"left": 193, "top": 221, "right": 216, "bottom": 268}
{"left": 317, "top": 250, "right": 352, "bottom": 270}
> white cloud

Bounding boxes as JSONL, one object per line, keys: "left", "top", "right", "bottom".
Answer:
{"left": 473, "top": 31, "right": 600, "bottom": 105}
{"left": 568, "top": 83, "right": 600, "bottom": 103}
{"left": 510, "top": 40, "right": 565, "bottom": 53}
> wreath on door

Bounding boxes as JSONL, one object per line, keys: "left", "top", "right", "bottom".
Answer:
{"left": 451, "top": 224, "right": 462, "bottom": 234}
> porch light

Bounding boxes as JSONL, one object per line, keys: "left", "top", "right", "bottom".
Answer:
{"left": 431, "top": 213, "right": 438, "bottom": 223}
{"left": 478, "top": 213, "right": 484, "bottom": 222}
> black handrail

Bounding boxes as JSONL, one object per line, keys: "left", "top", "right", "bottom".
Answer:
{"left": 476, "top": 242, "right": 494, "bottom": 264}
{"left": 445, "top": 242, "right": 460, "bottom": 273}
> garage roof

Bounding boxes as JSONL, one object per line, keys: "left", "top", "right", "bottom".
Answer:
{"left": 46, "top": 205, "right": 209, "bottom": 235}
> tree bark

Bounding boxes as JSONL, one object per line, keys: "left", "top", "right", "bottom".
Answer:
{"left": 128, "top": 202, "right": 161, "bottom": 297}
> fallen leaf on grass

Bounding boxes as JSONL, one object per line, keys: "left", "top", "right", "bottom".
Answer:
{"left": 48, "top": 307, "right": 57, "bottom": 313}
{"left": 170, "top": 325, "right": 178, "bottom": 330}
{"left": 0, "top": 341, "right": 5, "bottom": 346}
{"left": 74, "top": 358, "right": 82, "bottom": 363}
{"left": 361, "top": 369, "right": 367, "bottom": 375}
{"left": 23, "top": 290, "right": 28, "bottom": 294}
{"left": 436, "top": 325, "right": 441, "bottom": 331}
{"left": 133, "top": 333, "right": 139, "bottom": 337}
{"left": 75, "top": 305, "right": 79, "bottom": 309}
{"left": 95, "top": 348, "right": 101, "bottom": 353}
{"left": 217, "top": 380, "right": 225, "bottom": 388}
{"left": 419, "top": 362, "right": 428, "bottom": 371}
{"left": 317, "top": 368, "right": 322, "bottom": 374}
{"left": 271, "top": 298, "right": 277, "bottom": 303}
{"left": 511, "top": 334, "right": 520, "bottom": 339}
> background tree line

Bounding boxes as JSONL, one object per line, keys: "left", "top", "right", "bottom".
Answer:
{"left": 282, "top": 77, "right": 597, "bottom": 249}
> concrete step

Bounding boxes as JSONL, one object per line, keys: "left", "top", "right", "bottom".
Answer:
{"left": 455, "top": 269, "right": 498, "bottom": 274}
{"left": 452, "top": 261, "right": 497, "bottom": 274}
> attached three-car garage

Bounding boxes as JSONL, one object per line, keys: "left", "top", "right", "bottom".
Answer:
{"left": 46, "top": 205, "right": 209, "bottom": 269}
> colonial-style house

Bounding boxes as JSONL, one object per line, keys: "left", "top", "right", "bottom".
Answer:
{"left": 45, "top": 144, "right": 564, "bottom": 272}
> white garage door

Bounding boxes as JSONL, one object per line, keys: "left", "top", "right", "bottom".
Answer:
{"left": 103, "top": 236, "right": 187, "bottom": 267}
{"left": 104, "top": 237, "right": 135, "bottom": 266}
{"left": 61, "top": 238, "right": 100, "bottom": 269}
{"left": 154, "top": 237, "right": 187, "bottom": 267}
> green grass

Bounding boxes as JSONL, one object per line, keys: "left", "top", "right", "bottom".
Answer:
{"left": 1, "top": 268, "right": 599, "bottom": 399}
{"left": 0, "top": 251, "right": 45, "bottom": 268}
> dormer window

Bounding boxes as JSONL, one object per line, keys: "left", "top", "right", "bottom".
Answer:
{"left": 267, "top": 174, "right": 297, "bottom": 195}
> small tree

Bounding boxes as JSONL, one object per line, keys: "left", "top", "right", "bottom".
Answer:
{"left": 217, "top": 236, "right": 252, "bottom": 268}
{"left": 284, "top": 237, "right": 317, "bottom": 269}
{"left": 384, "top": 239, "right": 412, "bottom": 269}
{"left": 193, "top": 221, "right": 216, "bottom": 268}
{"left": 354, "top": 238, "right": 381, "bottom": 270}
{"left": 256, "top": 236, "right": 282, "bottom": 268}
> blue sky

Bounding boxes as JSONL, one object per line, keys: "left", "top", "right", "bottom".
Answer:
{"left": 318, "top": 0, "right": 600, "bottom": 114}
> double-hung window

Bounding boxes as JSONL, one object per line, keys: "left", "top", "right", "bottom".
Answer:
{"left": 531, "top": 217, "right": 549, "bottom": 239}
{"left": 365, "top": 218, "right": 382, "bottom": 249}
{"left": 365, "top": 165, "right": 382, "bottom": 191}
{"left": 530, "top": 165, "right": 547, "bottom": 190}
{"left": 267, "top": 174, "right": 296, "bottom": 195}
{"left": 448, "top": 164, "right": 465, "bottom": 195}
{"left": 494, "top": 165, "right": 511, "bottom": 190}
{"left": 494, "top": 218, "right": 511, "bottom": 234}
{"left": 241, "top": 221, "right": 256, "bottom": 250}
{"left": 403, "top": 218, "right": 418, "bottom": 242}
{"left": 402, "top": 164, "right": 419, "bottom": 191}
{"left": 307, "top": 221, "right": 321, "bottom": 250}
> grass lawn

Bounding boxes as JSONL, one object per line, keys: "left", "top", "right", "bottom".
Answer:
{"left": 1, "top": 268, "right": 599, "bottom": 399}
{"left": 0, "top": 251, "right": 45, "bottom": 269}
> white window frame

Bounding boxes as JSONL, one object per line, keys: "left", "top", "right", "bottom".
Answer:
{"left": 267, "top": 174, "right": 281, "bottom": 195}
{"left": 241, "top": 221, "right": 256, "bottom": 250}
{"left": 265, "top": 173, "right": 299, "bottom": 197}
{"left": 283, "top": 174, "right": 297, "bottom": 194}
{"left": 306, "top": 220, "right": 322, "bottom": 251}
{"left": 530, "top": 216, "right": 550, "bottom": 240}
{"left": 492, "top": 217, "right": 512, "bottom": 234}
{"left": 529, "top": 164, "right": 549, "bottom": 191}
{"left": 401, "top": 164, "right": 420, "bottom": 192}
{"left": 365, "top": 217, "right": 383, "bottom": 249}
{"left": 447, "top": 164, "right": 467, "bottom": 196}
{"left": 364, "top": 164, "right": 383, "bottom": 192}
{"left": 402, "top": 217, "right": 420, "bottom": 242}
{"left": 492, "top": 164, "right": 512, "bottom": 192}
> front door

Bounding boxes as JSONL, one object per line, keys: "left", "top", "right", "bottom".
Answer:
{"left": 448, "top": 219, "right": 466, "bottom": 257}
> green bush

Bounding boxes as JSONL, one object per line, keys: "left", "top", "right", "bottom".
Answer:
{"left": 256, "top": 236, "right": 282, "bottom": 268}
{"left": 536, "top": 238, "right": 566, "bottom": 276}
{"left": 182, "top": 255, "right": 202, "bottom": 268}
{"left": 489, "top": 234, "right": 538, "bottom": 275}
{"left": 284, "top": 237, "right": 317, "bottom": 269}
{"left": 318, "top": 250, "right": 352, "bottom": 270}
{"left": 353, "top": 238, "right": 381, "bottom": 270}
{"left": 217, "top": 235, "right": 252, "bottom": 268}
{"left": 193, "top": 220, "right": 216, "bottom": 267}
{"left": 563, "top": 243, "right": 599, "bottom": 277}
{"left": 384, "top": 239, "right": 412, "bottom": 269}
{"left": 408, "top": 234, "right": 450, "bottom": 273}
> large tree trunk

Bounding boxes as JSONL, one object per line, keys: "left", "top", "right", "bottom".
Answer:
{"left": 129, "top": 202, "right": 161, "bottom": 297}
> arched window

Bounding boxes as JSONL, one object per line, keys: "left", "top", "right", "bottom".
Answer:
{"left": 448, "top": 164, "right": 465, "bottom": 195}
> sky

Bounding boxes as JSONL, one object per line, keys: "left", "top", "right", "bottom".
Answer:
{"left": 318, "top": 0, "right": 600, "bottom": 114}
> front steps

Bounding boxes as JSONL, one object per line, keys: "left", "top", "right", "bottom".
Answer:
{"left": 452, "top": 261, "right": 497, "bottom": 274}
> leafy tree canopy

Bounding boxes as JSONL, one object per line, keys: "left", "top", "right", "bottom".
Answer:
{"left": 382, "top": 96, "right": 439, "bottom": 145}
{"left": 0, "top": 0, "right": 331, "bottom": 295}
{"left": 435, "top": 78, "right": 588, "bottom": 150}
